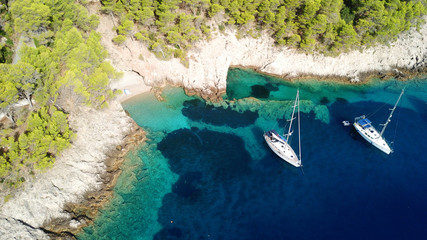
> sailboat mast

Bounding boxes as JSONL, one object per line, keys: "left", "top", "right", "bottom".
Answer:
{"left": 286, "top": 90, "right": 298, "bottom": 143}
{"left": 380, "top": 88, "right": 405, "bottom": 136}
{"left": 297, "top": 90, "right": 301, "bottom": 163}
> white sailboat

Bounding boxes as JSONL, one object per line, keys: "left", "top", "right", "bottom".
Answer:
{"left": 264, "top": 90, "right": 302, "bottom": 167}
{"left": 353, "top": 88, "right": 405, "bottom": 154}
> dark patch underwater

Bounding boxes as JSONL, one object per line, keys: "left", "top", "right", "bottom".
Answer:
{"left": 79, "top": 69, "right": 427, "bottom": 240}
{"left": 182, "top": 99, "right": 258, "bottom": 128}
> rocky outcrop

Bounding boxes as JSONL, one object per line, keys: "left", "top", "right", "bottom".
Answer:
{"left": 97, "top": 1, "right": 427, "bottom": 102}
{"left": 2, "top": 3, "right": 426, "bottom": 239}
{"left": 0, "top": 217, "right": 49, "bottom": 240}
{"left": 42, "top": 125, "right": 146, "bottom": 238}
{"left": 0, "top": 101, "right": 136, "bottom": 239}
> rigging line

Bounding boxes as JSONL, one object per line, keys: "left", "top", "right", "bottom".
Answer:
{"left": 366, "top": 101, "right": 389, "bottom": 118}
{"left": 380, "top": 88, "right": 405, "bottom": 136}
{"left": 281, "top": 120, "right": 290, "bottom": 135}
{"left": 391, "top": 94, "right": 403, "bottom": 147}
{"left": 286, "top": 93, "right": 298, "bottom": 143}
{"left": 270, "top": 118, "right": 279, "bottom": 132}
{"left": 297, "top": 90, "right": 301, "bottom": 165}
{"left": 367, "top": 89, "right": 406, "bottom": 118}
{"left": 268, "top": 112, "right": 281, "bottom": 132}
{"left": 288, "top": 131, "right": 294, "bottom": 145}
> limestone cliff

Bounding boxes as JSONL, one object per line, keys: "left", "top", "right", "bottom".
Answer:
{"left": 96, "top": 1, "right": 426, "bottom": 101}
{"left": 1, "top": 3, "right": 426, "bottom": 238}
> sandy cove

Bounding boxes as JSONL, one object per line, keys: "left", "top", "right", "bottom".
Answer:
{"left": 1, "top": 3, "right": 426, "bottom": 238}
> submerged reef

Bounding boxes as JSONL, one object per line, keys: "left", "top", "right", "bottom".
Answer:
{"left": 213, "top": 97, "right": 330, "bottom": 124}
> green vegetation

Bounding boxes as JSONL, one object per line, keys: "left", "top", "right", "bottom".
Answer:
{"left": 101, "top": 0, "right": 211, "bottom": 63}
{"left": 0, "top": 0, "right": 120, "bottom": 188}
{"left": 0, "top": 0, "right": 425, "bottom": 190}
{"left": 104, "top": 0, "right": 426, "bottom": 57}
{"left": 0, "top": 0, "right": 14, "bottom": 63}
{"left": 0, "top": 106, "right": 74, "bottom": 187}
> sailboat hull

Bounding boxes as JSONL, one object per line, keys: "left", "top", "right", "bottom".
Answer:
{"left": 264, "top": 131, "right": 301, "bottom": 167}
{"left": 353, "top": 122, "right": 391, "bottom": 154}
{"left": 352, "top": 89, "right": 404, "bottom": 155}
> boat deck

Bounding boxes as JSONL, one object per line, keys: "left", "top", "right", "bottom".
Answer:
{"left": 353, "top": 119, "right": 391, "bottom": 154}
{"left": 264, "top": 131, "right": 301, "bottom": 167}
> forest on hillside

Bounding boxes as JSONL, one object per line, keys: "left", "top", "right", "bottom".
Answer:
{"left": 0, "top": 0, "right": 425, "bottom": 193}
{"left": 0, "top": 0, "right": 120, "bottom": 191}
{"left": 103, "top": 0, "right": 426, "bottom": 63}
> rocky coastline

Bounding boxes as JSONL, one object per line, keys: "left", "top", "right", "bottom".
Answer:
{"left": 42, "top": 122, "right": 146, "bottom": 239}
{"left": 0, "top": 102, "right": 142, "bottom": 239}
{"left": 100, "top": 3, "right": 427, "bottom": 102}
{"left": 1, "top": 3, "right": 426, "bottom": 239}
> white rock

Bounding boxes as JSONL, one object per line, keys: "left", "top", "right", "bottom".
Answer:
{"left": 97, "top": 12, "right": 427, "bottom": 96}
{"left": 0, "top": 216, "right": 49, "bottom": 240}
{"left": 0, "top": 101, "right": 133, "bottom": 237}
{"left": 2, "top": 4, "right": 426, "bottom": 238}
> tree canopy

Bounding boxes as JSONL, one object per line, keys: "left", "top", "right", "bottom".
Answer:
{"left": 103, "top": 0, "right": 426, "bottom": 57}
{"left": 0, "top": 0, "right": 120, "bottom": 189}
{"left": 0, "top": 0, "right": 425, "bottom": 191}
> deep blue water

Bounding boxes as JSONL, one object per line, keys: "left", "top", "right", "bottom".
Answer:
{"left": 79, "top": 69, "right": 427, "bottom": 240}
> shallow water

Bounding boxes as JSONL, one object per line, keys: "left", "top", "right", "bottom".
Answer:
{"left": 79, "top": 69, "right": 427, "bottom": 240}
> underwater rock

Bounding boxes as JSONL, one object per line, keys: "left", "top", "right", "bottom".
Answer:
{"left": 313, "top": 105, "right": 330, "bottom": 124}
{"left": 251, "top": 85, "right": 270, "bottom": 98}
{"left": 222, "top": 97, "right": 331, "bottom": 124}
{"left": 320, "top": 97, "right": 330, "bottom": 105}
{"left": 182, "top": 99, "right": 259, "bottom": 128}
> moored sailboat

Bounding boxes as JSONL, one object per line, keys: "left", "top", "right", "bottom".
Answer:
{"left": 353, "top": 88, "right": 405, "bottom": 154}
{"left": 264, "top": 90, "right": 302, "bottom": 167}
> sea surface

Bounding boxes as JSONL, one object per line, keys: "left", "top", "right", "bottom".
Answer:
{"left": 79, "top": 69, "right": 427, "bottom": 240}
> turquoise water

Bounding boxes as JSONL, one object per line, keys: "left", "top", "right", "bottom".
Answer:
{"left": 79, "top": 69, "right": 427, "bottom": 239}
